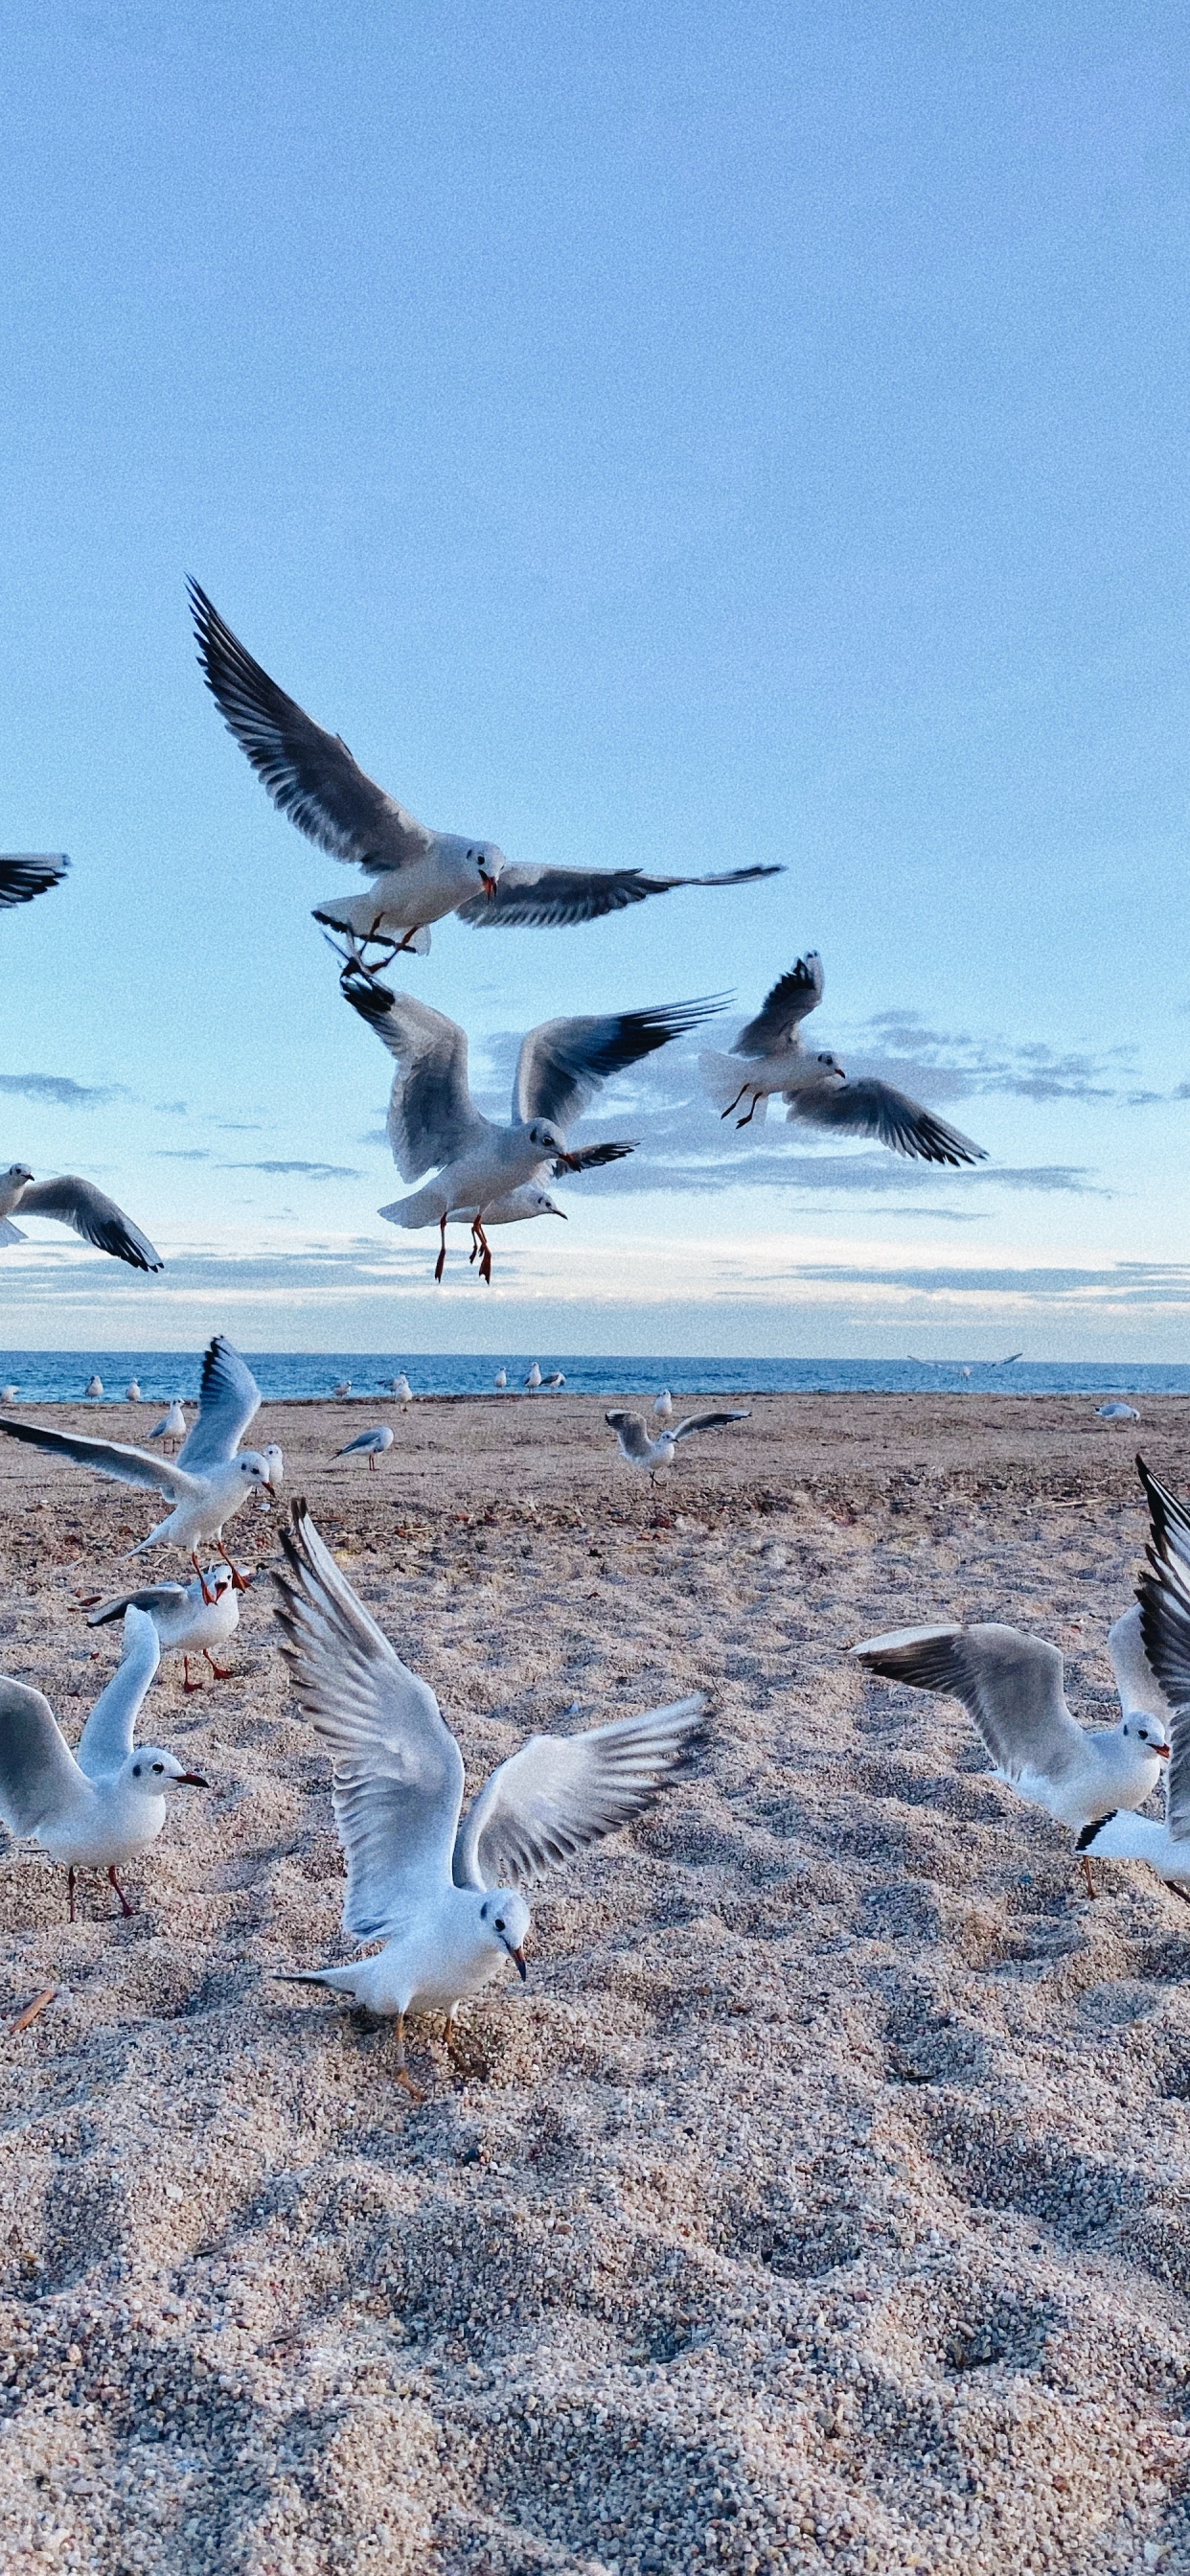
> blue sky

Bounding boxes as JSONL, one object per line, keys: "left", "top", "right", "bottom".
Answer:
{"left": 2, "top": 0, "right": 1188, "bottom": 1355}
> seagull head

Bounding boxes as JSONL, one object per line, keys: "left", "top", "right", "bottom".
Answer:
{"left": 125, "top": 1748, "right": 210, "bottom": 1794}
{"left": 470, "top": 841, "right": 505, "bottom": 899}
{"left": 238, "top": 1451, "right": 276, "bottom": 1494}
{"left": 526, "top": 1119, "right": 577, "bottom": 1166}
{"left": 4, "top": 1163, "right": 34, "bottom": 1189}
{"left": 479, "top": 1889, "right": 531, "bottom": 1978}
{"left": 1123, "top": 1717, "right": 1172, "bottom": 1761}
{"left": 526, "top": 1188, "right": 566, "bottom": 1218}
{"left": 815, "top": 1051, "right": 845, "bottom": 1079}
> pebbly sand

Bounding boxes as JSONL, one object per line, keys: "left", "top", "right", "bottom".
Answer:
{"left": 2, "top": 1390, "right": 1190, "bottom": 2573}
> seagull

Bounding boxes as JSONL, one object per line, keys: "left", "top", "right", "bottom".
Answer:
{"left": 652, "top": 1389, "right": 674, "bottom": 1420}
{"left": 541, "top": 1372, "right": 566, "bottom": 1392}
{"left": 1079, "top": 1460, "right": 1190, "bottom": 1895}
{"left": 384, "top": 1373, "right": 413, "bottom": 1403}
{"left": 0, "top": 1385, "right": 17, "bottom": 1402}
{"left": 336, "top": 1424, "right": 395, "bottom": 1471}
{"left": 853, "top": 1606, "right": 1173, "bottom": 1896}
{"left": 270, "top": 1503, "right": 707, "bottom": 2090}
{"left": 345, "top": 967, "right": 718, "bottom": 1280}
{"left": 189, "top": 583, "right": 782, "bottom": 966}
{"left": 86, "top": 1563, "right": 242, "bottom": 1691}
{"left": 493, "top": 1369, "right": 508, "bottom": 1391}
{"left": 0, "top": 1336, "right": 282, "bottom": 1578}
{"left": 525, "top": 1363, "right": 542, "bottom": 1392}
{"left": 85, "top": 1376, "right": 103, "bottom": 1398}
{"left": 332, "top": 1379, "right": 353, "bottom": 1398}
{"left": 606, "top": 1407, "right": 751, "bottom": 1482}
{"left": 0, "top": 1165, "right": 162, "bottom": 1270}
{"left": 699, "top": 953, "right": 988, "bottom": 1165}
{"left": 0, "top": 1605, "right": 207, "bottom": 1917}
{"left": 125, "top": 1380, "right": 143, "bottom": 1403}
{"left": 150, "top": 1399, "right": 188, "bottom": 1454}
{"left": 0, "top": 855, "right": 69, "bottom": 911}
{"left": 1098, "top": 1402, "right": 1140, "bottom": 1423}
{"left": 434, "top": 1154, "right": 635, "bottom": 1268}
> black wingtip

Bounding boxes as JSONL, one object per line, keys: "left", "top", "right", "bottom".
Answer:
{"left": 1077, "top": 1814, "right": 1114, "bottom": 1852}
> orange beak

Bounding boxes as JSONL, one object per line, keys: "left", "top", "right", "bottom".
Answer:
{"left": 480, "top": 868, "right": 498, "bottom": 899}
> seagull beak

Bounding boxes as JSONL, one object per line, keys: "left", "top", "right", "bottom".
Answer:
{"left": 263, "top": 1482, "right": 276, "bottom": 1496}
{"left": 1156, "top": 1743, "right": 1172, "bottom": 1760}
{"left": 555, "top": 1152, "right": 583, "bottom": 1171}
{"left": 550, "top": 1208, "right": 568, "bottom": 1219}
{"left": 480, "top": 868, "right": 498, "bottom": 899}
{"left": 507, "top": 1943, "right": 528, "bottom": 1981}
{"left": 176, "top": 1772, "right": 209, "bottom": 1788}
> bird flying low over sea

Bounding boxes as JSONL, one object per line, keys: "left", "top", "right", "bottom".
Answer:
{"left": 1078, "top": 1460, "right": 1190, "bottom": 1896}
{"left": 0, "top": 1165, "right": 162, "bottom": 1271}
{"left": 343, "top": 967, "right": 721, "bottom": 1280}
{"left": 189, "top": 583, "right": 782, "bottom": 966}
{"left": 0, "top": 1606, "right": 207, "bottom": 1918}
{"left": 0, "top": 856, "right": 69, "bottom": 910}
{"left": 606, "top": 1407, "right": 751, "bottom": 1482}
{"left": 0, "top": 1336, "right": 283, "bottom": 1576}
{"left": 271, "top": 1503, "right": 707, "bottom": 2091}
{"left": 700, "top": 952, "right": 988, "bottom": 1166}
{"left": 86, "top": 1562, "right": 243, "bottom": 1692}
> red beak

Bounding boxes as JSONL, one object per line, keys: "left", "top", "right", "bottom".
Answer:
{"left": 480, "top": 869, "right": 497, "bottom": 899}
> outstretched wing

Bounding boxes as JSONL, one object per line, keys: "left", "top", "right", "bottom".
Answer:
{"left": 0, "top": 1680, "right": 80, "bottom": 1835}
{"left": 1136, "top": 1455, "right": 1190, "bottom": 1573}
{"left": 86, "top": 1583, "right": 189, "bottom": 1628}
{"left": 0, "top": 1418, "right": 190, "bottom": 1497}
{"left": 554, "top": 1138, "right": 637, "bottom": 1177}
{"left": 175, "top": 1336, "right": 261, "bottom": 1473}
{"left": 672, "top": 1409, "right": 751, "bottom": 1441}
{"left": 1106, "top": 1604, "right": 1172, "bottom": 1727}
{"left": 453, "top": 1695, "right": 707, "bottom": 1890}
{"left": 189, "top": 581, "right": 433, "bottom": 875}
{"left": 733, "top": 954, "right": 824, "bottom": 1057}
{"left": 76, "top": 1606, "right": 161, "bottom": 1781}
{"left": 515, "top": 998, "right": 725, "bottom": 1131}
{"left": 341, "top": 969, "right": 485, "bottom": 1178}
{"left": 457, "top": 862, "right": 782, "bottom": 931}
{"left": 0, "top": 856, "right": 69, "bottom": 910}
{"left": 1135, "top": 1544, "right": 1190, "bottom": 1843}
{"left": 17, "top": 1178, "right": 162, "bottom": 1272}
{"left": 272, "top": 1502, "right": 465, "bottom": 1937}
{"left": 605, "top": 1409, "right": 652, "bottom": 1458}
{"left": 790, "top": 1079, "right": 987, "bottom": 1166}
{"left": 853, "top": 1622, "right": 1085, "bottom": 1784}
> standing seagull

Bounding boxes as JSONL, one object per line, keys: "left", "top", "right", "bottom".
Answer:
{"left": 524, "top": 1363, "right": 542, "bottom": 1392}
{"left": 189, "top": 583, "right": 781, "bottom": 966}
{"left": 853, "top": 1606, "right": 1172, "bottom": 1895}
{"left": 700, "top": 953, "right": 987, "bottom": 1165}
{"left": 0, "top": 1165, "right": 162, "bottom": 1269}
{"left": 606, "top": 1407, "right": 751, "bottom": 1483}
{"left": 385, "top": 1373, "right": 413, "bottom": 1404}
{"left": 0, "top": 856, "right": 69, "bottom": 911}
{"left": 87, "top": 1563, "right": 243, "bottom": 1692}
{"left": 336, "top": 1424, "right": 395, "bottom": 1472}
{"left": 652, "top": 1390, "right": 674, "bottom": 1421}
{"left": 0, "top": 1336, "right": 282, "bottom": 1577}
{"left": 150, "top": 1399, "right": 188, "bottom": 1454}
{"left": 493, "top": 1369, "right": 508, "bottom": 1392}
{"left": 0, "top": 1606, "right": 207, "bottom": 1917}
{"left": 125, "top": 1380, "right": 143, "bottom": 1404}
{"left": 345, "top": 968, "right": 721, "bottom": 1281}
{"left": 271, "top": 1504, "right": 707, "bottom": 2090}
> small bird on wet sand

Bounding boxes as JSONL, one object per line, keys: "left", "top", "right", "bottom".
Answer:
{"left": 1078, "top": 1460, "right": 1190, "bottom": 1897}
{"left": 854, "top": 1604, "right": 1172, "bottom": 1897}
{"left": 271, "top": 1503, "right": 707, "bottom": 2094}
{"left": 336, "top": 1424, "right": 395, "bottom": 1472}
{"left": 0, "top": 1164, "right": 162, "bottom": 1269}
{"left": 541, "top": 1372, "right": 565, "bottom": 1392}
{"left": 0, "top": 1605, "right": 207, "bottom": 1917}
{"left": 606, "top": 1407, "right": 751, "bottom": 1484}
{"left": 86, "top": 1563, "right": 243, "bottom": 1691}
{"left": 700, "top": 952, "right": 987, "bottom": 1164}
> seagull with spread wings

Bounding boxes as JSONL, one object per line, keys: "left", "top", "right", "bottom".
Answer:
{"left": 0, "top": 856, "right": 69, "bottom": 911}
{"left": 700, "top": 951, "right": 988, "bottom": 1166}
{"left": 606, "top": 1406, "right": 751, "bottom": 1482}
{"left": 343, "top": 965, "right": 721, "bottom": 1280}
{"left": 271, "top": 1503, "right": 706, "bottom": 2091}
{"left": 0, "top": 1163, "right": 162, "bottom": 1270}
{"left": 189, "top": 582, "right": 781, "bottom": 966}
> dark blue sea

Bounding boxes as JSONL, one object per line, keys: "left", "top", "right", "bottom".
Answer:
{"left": 0, "top": 1354, "right": 1187, "bottom": 1404}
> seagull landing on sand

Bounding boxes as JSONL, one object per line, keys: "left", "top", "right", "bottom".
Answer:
{"left": 0, "top": 1606, "right": 207, "bottom": 1917}
{"left": 0, "top": 1336, "right": 282, "bottom": 1581}
{"left": 0, "top": 856, "right": 69, "bottom": 910}
{"left": 336, "top": 1424, "right": 395, "bottom": 1471}
{"left": 1079, "top": 1459, "right": 1190, "bottom": 1897}
{"left": 189, "top": 582, "right": 781, "bottom": 968}
{"left": 345, "top": 967, "right": 717, "bottom": 1281}
{"left": 854, "top": 1604, "right": 1172, "bottom": 1897}
{"left": 606, "top": 1407, "right": 751, "bottom": 1484}
{"left": 87, "top": 1563, "right": 243, "bottom": 1692}
{"left": 0, "top": 1165, "right": 161, "bottom": 1270}
{"left": 700, "top": 952, "right": 988, "bottom": 1166}
{"left": 270, "top": 1503, "right": 707, "bottom": 2093}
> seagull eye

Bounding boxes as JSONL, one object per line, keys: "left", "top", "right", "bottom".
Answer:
{"left": 495, "top": 1917, "right": 505, "bottom": 1932}
{"left": 152, "top": 1761, "right": 164, "bottom": 1774}
{"left": 132, "top": 1764, "right": 142, "bottom": 1777}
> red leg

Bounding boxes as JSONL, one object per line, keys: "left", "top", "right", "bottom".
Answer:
{"left": 182, "top": 1655, "right": 202, "bottom": 1692}
{"left": 203, "top": 1649, "right": 233, "bottom": 1679}
{"left": 472, "top": 1217, "right": 492, "bottom": 1285}
{"left": 217, "top": 1541, "right": 250, "bottom": 1592}
{"left": 107, "top": 1867, "right": 135, "bottom": 1919}
{"left": 434, "top": 1215, "right": 448, "bottom": 1283}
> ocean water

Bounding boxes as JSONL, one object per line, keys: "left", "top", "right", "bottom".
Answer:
{"left": 0, "top": 1353, "right": 1186, "bottom": 1405}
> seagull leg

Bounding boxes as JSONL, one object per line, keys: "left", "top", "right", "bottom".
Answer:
{"left": 1081, "top": 1855, "right": 1097, "bottom": 1899}
{"left": 217, "top": 1542, "right": 251, "bottom": 1592}
{"left": 720, "top": 1083, "right": 750, "bottom": 1120}
{"left": 472, "top": 1217, "right": 492, "bottom": 1285}
{"left": 434, "top": 1216, "right": 448, "bottom": 1283}
{"left": 735, "top": 1092, "right": 762, "bottom": 1128}
{"left": 391, "top": 2012, "right": 424, "bottom": 2103}
{"left": 444, "top": 2012, "right": 484, "bottom": 2079}
{"left": 182, "top": 1656, "right": 202, "bottom": 1693}
{"left": 203, "top": 1649, "right": 233, "bottom": 1679}
{"left": 191, "top": 1554, "right": 217, "bottom": 1606}
{"left": 107, "top": 1868, "right": 135, "bottom": 1919}
{"left": 67, "top": 1867, "right": 77, "bottom": 1923}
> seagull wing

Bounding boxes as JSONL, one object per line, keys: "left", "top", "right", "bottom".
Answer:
{"left": 515, "top": 998, "right": 726, "bottom": 1131}
{"left": 671, "top": 1409, "right": 751, "bottom": 1440}
{"left": 1135, "top": 1547, "right": 1190, "bottom": 1841}
{"left": 0, "top": 856, "right": 69, "bottom": 909}
{"left": 16, "top": 1178, "right": 162, "bottom": 1271}
{"left": 272, "top": 1503, "right": 465, "bottom": 1937}
{"left": 337, "top": 1431, "right": 378, "bottom": 1455}
{"left": 0, "top": 1418, "right": 194, "bottom": 1497}
{"left": 1136, "top": 1455, "right": 1190, "bottom": 1571}
{"left": 790, "top": 1079, "right": 988, "bottom": 1166}
{"left": 853, "top": 1622, "right": 1086, "bottom": 1784}
{"left": 0, "top": 1218, "right": 27, "bottom": 1245}
{"left": 733, "top": 954, "right": 824, "bottom": 1057}
{"left": 456, "top": 862, "right": 782, "bottom": 930}
{"left": 0, "top": 1680, "right": 82, "bottom": 1834}
{"left": 86, "top": 1583, "right": 189, "bottom": 1628}
{"left": 1106, "top": 1604, "right": 1172, "bottom": 1725}
{"left": 189, "top": 581, "right": 433, "bottom": 876}
{"left": 552, "top": 1138, "right": 638, "bottom": 1177}
{"left": 605, "top": 1408, "right": 652, "bottom": 1458}
{"left": 340, "top": 970, "right": 485, "bottom": 1179}
{"left": 175, "top": 1336, "right": 261, "bottom": 1473}
{"left": 453, "top": 1695, "right": 707, "bottom": 1890}
{"left": 76, "top": 1607, "right": 161, "bottom": 1781}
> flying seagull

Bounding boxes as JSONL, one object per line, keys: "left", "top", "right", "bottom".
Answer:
{"left": 0, "top": 1164, "right": 162, "bottom": 1270}
{"left": 0, "top": 856, "right": 69, "bottom": 911}
{"left": 700, "top": 951, "right": 987, "bottom": 1166}
{"left": 606, "top": 1407, "right": 751, "bottom": 1482}
{"left": 189, "top": 582, "right": 782, "bottom": 965}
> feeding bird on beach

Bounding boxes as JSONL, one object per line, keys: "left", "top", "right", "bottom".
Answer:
{"left": 86, "top": 1563, "right": 243, "bottom": 1691}
{"left": 854, "top": 1601, "right": 1173, "bottom": 1896}
{"left": 1098, "top": 1402, "right": 1140, "bottom": 1423}
{"left": 700, "top": 952, "right": 988, "bottom": 1165}
{"left": 344, "top": 967, "right": 719, "bottom": 1281}
{"left": 0, "top": 1336, "right": 282, "bottom": 1579}
{"left": 271, "top": 1503, "right": 707, "bottom": 2091}
{"left": 0, "top": 1606, "right": 207, "bottom": 1918}
{"left": 606, "top": 1407, "right": 751, "bottom": 1483}
{"left": 336, "top": 1424, "right": 395, "bottom": 1471}
{"left": 0, "top": 1165, "right": 162, "bottom": 1270}
{"left": 0, "top": 855, "right": 69, "bottom": 910}
{"left": 1078, "top": 1460, "right": 1190, "bottom": 1897}
{"left": 189, "top": 582, "right": 780, "bottom": 967}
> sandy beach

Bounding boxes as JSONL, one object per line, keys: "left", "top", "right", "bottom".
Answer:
{"left": 2, "top": 1388, "right": 1190, "bottom": 2574}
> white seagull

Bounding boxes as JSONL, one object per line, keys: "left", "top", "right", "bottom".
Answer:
{"left": 541, "top": 1372, "right": 566, "bottom": 1392}
{"left": 0, "top": 855, "right": 69, "bottom": 910}
{"left": 0, "top": 1336, "right": 282, "bottom": 1577}
{"left": 150, "top": 1398, "right": 189, "bottom": 1453}
{"left": 606, "top": 1407, "right": 751, "bottom": 1482}
{"left": 854, "top": 1604, "right": 1173, "bottom": 1895}
{"left": 1079, "top": 1460, "right": 1190, "bottom": 1894}
{"left": 85, "top": 1376, "right": 103, "bottom": 1398}
{"left": 0, "top": 1164, "right": 162, "bottom": 1270}
{"left": 493, "top": 1368, "right": 508, "bottom": 1391}
{"left": 332, "top": 1378, "right": 353, "bottom": 1398}
{"left": 525, "top": 1363, "right": 542, "bottom": 1391}
{"left": 271, "top": 1504, "right": 707, "bottom": 2090}
{"left": 652, "top": 1389, "right": 674, "bottom": 1420}
{"left": 0, "top": 1605, "right": 207, "bottom": 1917}
{"left": 442, "top": 1160, "right": 630, "bottom": 1257}
{"left": 385, "top": 1373, "right": 413, "bottom": 1403}
{"left": 189, "top": 583, "right": 781, "bottom": 965}
{"left": 125, "top": 1380, "right": 143, "bottom": 1403}
{"left": 87, "top": 1563, "right": 243, "bottom": 1691}
{"left": 1098, "top": 1402, "right": 1140, "bottom": 1423}
{"left": 700, "top": 952, "right": 988, "bottom": 1165}
{"left": 336, "top": 1424, "right": 395, "bottom": 1471}
{"left": 345, "top": 967, "right": 717, "bottom": 1280}
{"left": 0, "top": 1385, "right": 17, "bottom": 1402}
